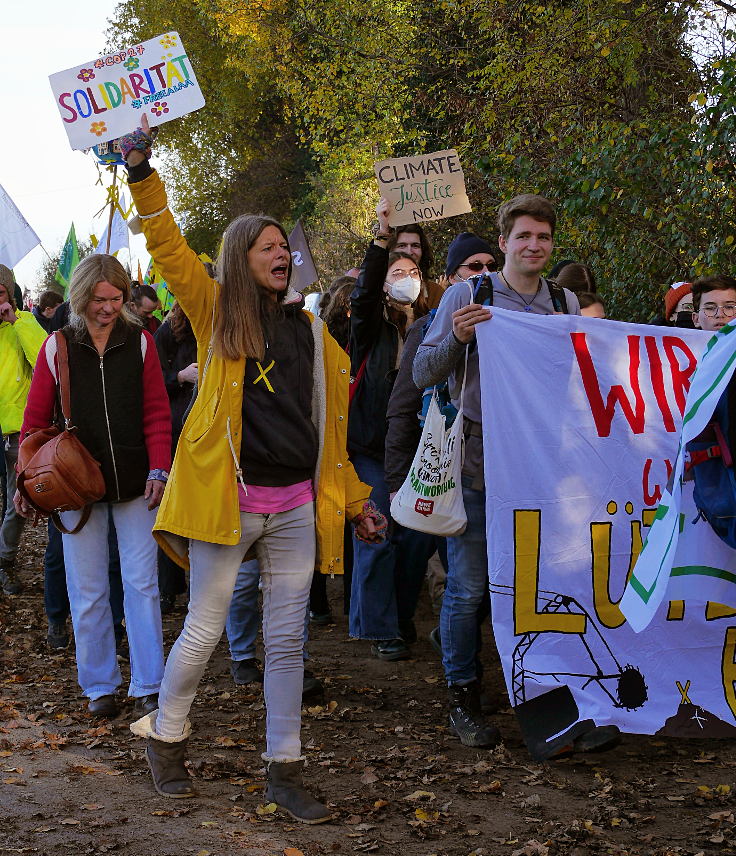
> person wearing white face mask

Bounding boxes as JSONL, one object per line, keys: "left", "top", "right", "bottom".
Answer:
{"left": 347, "top": 198, "right": 433, "bottom": 661}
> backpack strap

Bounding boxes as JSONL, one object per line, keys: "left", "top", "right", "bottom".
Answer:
{"left": 546, "top": 279, "right": 569, "bottom": 314}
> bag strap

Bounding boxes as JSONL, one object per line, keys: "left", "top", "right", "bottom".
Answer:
{"left": 54, "top": 332, "right": 73, "bottom": 429}
{"left": 547, "top": 279, "right": 569, "bottom": 314}
{"left": 349, "top": 353, "right": 369, "bottom": 405}
{"left": 52, "top": 506, "right": 92, "bottom": 535}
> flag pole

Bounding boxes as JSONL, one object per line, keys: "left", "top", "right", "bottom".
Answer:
{"left": 104, "top": 166, "right": 118, "bottom": 254}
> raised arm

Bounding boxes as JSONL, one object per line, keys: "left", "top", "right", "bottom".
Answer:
{"left": 122, "top": 116, "right": 216, "bottom": 343}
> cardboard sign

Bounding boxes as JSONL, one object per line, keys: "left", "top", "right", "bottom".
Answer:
{"left": 49, "top": 31, "right": 205, "bottom": 151}
{"left": 374, "top": 149, "right": 472, "bottom": 227}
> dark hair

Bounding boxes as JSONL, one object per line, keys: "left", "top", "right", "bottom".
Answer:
{"left": 319, "top": 275, "right": 355, "bottom": 350}
{"left": 577, "top": 291, "right": 605, "bottom": 311}
{"left": 554, "top": 262, "right": 596, "bottom": 294}
{"left": 385, "top": 251, "right": 429, "bottom": 334}
{"left": 168, "top": 301, "right": 194, "bottom": 342}
{"left": 692, "top": 275, "right": 736, "bottom": 310}
{"left": 38, "top": 290, "right": 64, "bottom": 312}
{"left": 130, "top": 283, "right": 159, "bottom": 305}
{"left": 386, "top": 225, "right": 434, "bottom": 279}
{"left": 497, "top": 194, "right": 556, "bottom": 239}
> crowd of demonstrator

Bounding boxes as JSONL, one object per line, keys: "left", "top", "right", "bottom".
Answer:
{"left": 2, "top": 122, "right": 732, "bottom": 823}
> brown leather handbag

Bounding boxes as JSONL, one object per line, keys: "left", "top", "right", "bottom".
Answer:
{"left": 17, "top": 332, "right": 106, "bottom": 534}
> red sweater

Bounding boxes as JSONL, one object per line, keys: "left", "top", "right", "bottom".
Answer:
{"left": 22, "top": 329, "right": 171, "bottom": 478}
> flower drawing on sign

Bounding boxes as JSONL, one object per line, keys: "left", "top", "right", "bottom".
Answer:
{"left": 77, "top": 68, "right": 95, "bottom": 82}
{"left": 159, "top": 35, "right": 178, "bottom": 48}
{"left": 90, "top": 122, "right": 108, "bottom": 137}
{"left": 124, "top": 56, "right": 140, "bottom": 71}
{"left": 151, "top": 101, "right": 169, "bottom": 117}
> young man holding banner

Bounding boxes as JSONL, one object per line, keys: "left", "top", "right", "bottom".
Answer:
{"left": 412, "top": 195, "right": 623, "bottom": 757}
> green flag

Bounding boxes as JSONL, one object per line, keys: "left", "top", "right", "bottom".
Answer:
{"left": 55, "top": 224, "right": 80, "bottom": 296}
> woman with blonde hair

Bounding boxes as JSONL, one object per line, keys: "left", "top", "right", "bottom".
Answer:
{"left": 17, "top": 253, "right": 171, "bottom": 718}
{"left": 120, "top": 119, "right": 381, "bottom": 822}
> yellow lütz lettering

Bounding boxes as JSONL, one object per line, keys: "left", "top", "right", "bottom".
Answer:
{"left": 590, "top": 519, "right": 641, "bottom": 629}
{"left": 707, "top": 602, "right": 736, "bottom": 620}
{"left": 642, "top": 508, "right": 657, "bottom": 527}
{"left": 514, "top": 510, "right": 586, "bottom": 635}
{"left": 667, "top": 601, "right": 685, "bottom": 620}
{"left": 722, "top": 627, "right": 736, "bottom": 719}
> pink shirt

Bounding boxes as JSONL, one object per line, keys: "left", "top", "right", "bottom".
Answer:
{"left": 238, "top": 480, "right": 314, "bottom": 514}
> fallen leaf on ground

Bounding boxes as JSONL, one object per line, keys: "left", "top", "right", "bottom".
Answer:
{"left": 405, "top": 790, "right": 435, "bottom": 801}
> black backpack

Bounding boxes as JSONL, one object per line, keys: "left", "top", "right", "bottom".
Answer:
{"left": 469, "top": 272, "right": 570, "bottom": 313}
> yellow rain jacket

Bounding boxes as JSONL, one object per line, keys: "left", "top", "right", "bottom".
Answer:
{"left": 0, "top": 311, "right": 46, "bottom": 435}
{"left": 129, "top": 171, "right": 370, "bottom": 573}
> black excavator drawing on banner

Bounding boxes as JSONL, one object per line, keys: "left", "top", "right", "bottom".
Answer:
{"left": 492, "top": 585, "right": 648, "bottom": 760}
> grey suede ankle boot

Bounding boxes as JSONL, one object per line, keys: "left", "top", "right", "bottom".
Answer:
{"left": 146, "top": 737, "right": 195, "bottom": 798}
{"left": 265, "top": 760, "right": 333, "bottom": 824}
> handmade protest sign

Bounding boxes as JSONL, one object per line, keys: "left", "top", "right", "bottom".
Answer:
{"left": 475, "top": 312, "right": 736, "bottom": 756}
{"left": 49, "top": 32, "right": 205, "bottom": 151}
{"left": 374, "top": 149, "right": 472, "bottom": 227}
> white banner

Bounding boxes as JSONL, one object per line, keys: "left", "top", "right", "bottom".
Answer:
{"left": 0, "top": 183, "right": 40, "bottom": 268}
{"left": 476, "top": 310, "right": 736, "bottom": 754}
{"left": 49, "top": 32, "right": 205, "bottom": 151}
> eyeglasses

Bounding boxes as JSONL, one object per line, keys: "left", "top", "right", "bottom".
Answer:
{"left": 701, "top": 302, "right": 736, "bottom": 318}
{"left": 458, "top": 261, "right": 496, "bottom": 273}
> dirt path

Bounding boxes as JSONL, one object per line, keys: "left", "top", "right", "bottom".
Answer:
{"left": 2, "top": 525, "right": 735, "bottom": 856}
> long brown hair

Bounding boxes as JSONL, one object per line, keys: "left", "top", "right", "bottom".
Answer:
{"left": 214, "top": 214, "right": 291, "bottom": 361}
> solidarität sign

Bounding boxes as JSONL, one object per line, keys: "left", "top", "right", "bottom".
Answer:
{"left": 374, "top": 149, "right": 472, "bottom": 227}
{"left": 49, "top": 32, "right": 205, "bottom": 151}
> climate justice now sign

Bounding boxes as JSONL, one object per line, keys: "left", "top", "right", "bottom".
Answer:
{"left": 49, "top": 32, "right": 205, "bottom": 151}
{"left": 374, "top": 149, "right": 472, "bottom": 227}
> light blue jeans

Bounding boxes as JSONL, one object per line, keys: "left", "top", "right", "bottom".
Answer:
{"left": 156, "top": 503, "right": 315, "bottom": 761}
{"left": 441, "top": 481, "right": 488, "bottom": 686}
{"left": 226, "top": 558, "right": 310, "bottom": 663}
{"left": 59, "top": 496, "right": 164, "bottom": 700}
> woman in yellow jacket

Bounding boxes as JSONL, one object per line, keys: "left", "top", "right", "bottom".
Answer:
{"left": 122, "top": 123, "right": 381, "bottom": 822}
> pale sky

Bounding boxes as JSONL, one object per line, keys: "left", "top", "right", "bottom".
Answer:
{"left": 1, "top": 1, "right": 153, "bottom": 292}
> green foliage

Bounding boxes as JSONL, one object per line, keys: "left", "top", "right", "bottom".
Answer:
{"left": 108, "top": 0, "right": 735, "bottom": 313}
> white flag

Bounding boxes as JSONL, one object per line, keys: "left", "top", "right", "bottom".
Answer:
{"left": 95, "top": 194, "right": 129, "bottom": 256}
{"left": 621, "top": 324, "right": 736, "bottom": 631}
{"left": 0, "top": 183, "right": 41, "bottom": 268}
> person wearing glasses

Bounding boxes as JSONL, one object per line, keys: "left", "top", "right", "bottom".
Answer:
{"left": 691, "top": 276, "right": 736, "bottom": 332}
{"left": 385, "top": 225, "right": 445, "bottom": 309}
{"left": 413, "top": 197, "right": 624, "bottom": 759}
{"left": 347, "top": 197, "right": 436, "bottom": 662}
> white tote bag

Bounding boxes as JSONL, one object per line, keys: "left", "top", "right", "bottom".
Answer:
{"left": 390, "top": 352, "right": 468, "bottom": 537}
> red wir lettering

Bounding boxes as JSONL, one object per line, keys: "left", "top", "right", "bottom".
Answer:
{"left": 645, "top": 336, "right": 675, "bottom": 432}
{"left": 572, "top": 332, "right": 645, "bottom": 437}
{"left": 663, "top": 336, "right": 698, "bottom": 415}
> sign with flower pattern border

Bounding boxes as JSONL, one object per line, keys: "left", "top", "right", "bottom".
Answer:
{"left": 49, "top": 31, "right": 205, "bottom": 151}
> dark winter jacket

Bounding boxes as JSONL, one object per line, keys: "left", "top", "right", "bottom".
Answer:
{"left": 348, "top": 242, "right": 402, "bottom": 460}
{"left": 154, "top": 318, "right": 197, "bottom": 446}
{"left": 384, "top": 318, "right": 427, "bottom": 493}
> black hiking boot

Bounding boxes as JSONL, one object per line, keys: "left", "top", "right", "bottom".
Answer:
{"left": 448, "top": 681, "right": 501, "bottom": 748}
